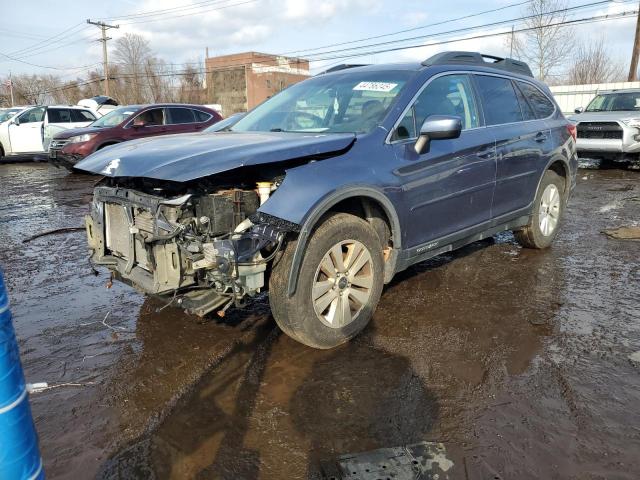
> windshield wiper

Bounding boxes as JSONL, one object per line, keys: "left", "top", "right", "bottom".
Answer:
{"left": 270, "top": 128, "right": 285, "bottom": 132}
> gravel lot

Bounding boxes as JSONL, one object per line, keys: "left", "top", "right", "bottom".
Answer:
{"left": 1, "top": 163, "right": 638, "bottom": 479}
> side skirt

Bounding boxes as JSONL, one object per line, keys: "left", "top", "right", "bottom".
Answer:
{"left": 394, "top": 212, "right": 530, "bottom": 274}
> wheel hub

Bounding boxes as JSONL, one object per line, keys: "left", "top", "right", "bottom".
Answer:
{"left": 312, "top": 239, "right": 374, "bottom": 329}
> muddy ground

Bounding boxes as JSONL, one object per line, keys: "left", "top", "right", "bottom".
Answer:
{"left": 0, "top": 163, "right": 638, "bottom": 479}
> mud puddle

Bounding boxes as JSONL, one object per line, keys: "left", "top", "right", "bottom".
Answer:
{"left": 1, "top": 164, "right": 639, "bottom": 479}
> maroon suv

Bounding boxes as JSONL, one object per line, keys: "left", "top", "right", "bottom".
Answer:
{"left": 49, "top": 103, "right": 222, "bottom": 170}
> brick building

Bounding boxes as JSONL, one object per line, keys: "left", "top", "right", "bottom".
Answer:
{"left": 205, "top": 52, "right": 310, "bottom": 115}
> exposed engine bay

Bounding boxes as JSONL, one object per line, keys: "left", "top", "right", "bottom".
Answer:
{"left": 85, "top": 175, "right": 297, "bottom": 316}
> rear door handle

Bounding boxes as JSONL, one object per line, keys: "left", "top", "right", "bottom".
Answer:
{"left": 535, "top": 131, "right": 548, "bottom": 142}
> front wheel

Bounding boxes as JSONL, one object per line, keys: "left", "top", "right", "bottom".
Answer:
{"left": 269, "top": 213, "right": 384, "bottom": 349}
{"left": 515, "top": 169, "right": 566, "bottom": 249}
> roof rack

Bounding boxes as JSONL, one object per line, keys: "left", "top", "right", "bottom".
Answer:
{"left": 317, "top": 64, "right": 370, "bottom": 75}
{"left": 421, "top": 51, "right": 533, "bottom": 78}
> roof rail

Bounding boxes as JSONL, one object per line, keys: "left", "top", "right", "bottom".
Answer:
{"left": 422, "top": 51, "right": 534, "bottom": 78}
{"left": 317, "top": 64, "right": 369, "bottom": 75}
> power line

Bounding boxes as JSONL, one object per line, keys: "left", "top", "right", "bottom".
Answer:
{"left": 117, "top": 0, "right": 259, "bottom": 25}
{"left": 280, "top": 0, "right": 533, "bottom": 56}
{"left": 99, "top": 0, "right": 247, "bottom": 21}
{"left": 33, "top": 7, "right": 637, "bottom": 97}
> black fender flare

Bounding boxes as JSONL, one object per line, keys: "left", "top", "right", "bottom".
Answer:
{"left": 286, "top": 186, "right": 402, "bottom": 297}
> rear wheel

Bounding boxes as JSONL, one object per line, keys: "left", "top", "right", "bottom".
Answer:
{"left": 515, "top": 169, "right": 565, "bottom": 249}
{"left": 269, "top": 213, "right": 384, "bottom": 349}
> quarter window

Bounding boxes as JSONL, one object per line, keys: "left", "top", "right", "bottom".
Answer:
{"left": 516, "top": 81, "right": 555, "bottom": 118}
{"left": 474, "top": 75, "right": 523, "bottom": 125}
{"left": 194, "top": 110, "right": 212, "bottom": 122}
{"left": 392, "top": 74, "right": 479, "bottom": 141}
{"left": 512, "top": 82, "right": 536, "bottom": 121}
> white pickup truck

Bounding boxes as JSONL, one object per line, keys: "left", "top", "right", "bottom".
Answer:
{"left": 0, "top": 105, "right": 98, "bottom": 160}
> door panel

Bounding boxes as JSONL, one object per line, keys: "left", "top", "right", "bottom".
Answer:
{"left": 490, "top": 122, "right": 551, "bottom": 217}
{"left": 393, "top": 130, "right": 496, "bottom": 248}
{"left": 9, "top": 107, "right": 45, "bottom": 153}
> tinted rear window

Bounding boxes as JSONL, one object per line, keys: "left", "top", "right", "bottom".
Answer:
{"left": 516, "top": 81, "right": 555, "bottom": 118}
{"left": 48, "top": 109, "right": 72, "bottom": 123}
{"left": 167, "top": 108, "right": 195, "bottom": 124}
{"left": 474, "top": 75, "right": 522, "bottom": 125}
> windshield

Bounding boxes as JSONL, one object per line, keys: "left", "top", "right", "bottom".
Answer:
{"left": 586, "top": 92, "right": 640, "bottom": 112}
{"left": 231, "top": 70, "right": 413, "bottom": 134}
{"left": 90, "top": 106, "right": 141, "bottom": 127}
{"left": 0, "top": 108, "right": 22, "bottom": 122}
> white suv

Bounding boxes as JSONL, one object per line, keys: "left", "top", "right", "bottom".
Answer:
{"left": 0, "top": 105, "right": 97, "bottom": 159}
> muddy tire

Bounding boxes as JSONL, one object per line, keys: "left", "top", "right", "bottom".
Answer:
{"left": 515, "top": 169, "right": 565, "bottom": 249}
{"left": 269, "top": 213, "right": 384, "bottom": 349}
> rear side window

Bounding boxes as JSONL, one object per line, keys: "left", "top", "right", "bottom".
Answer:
{"left": 516, "top": 81, "right": 555, "bottom": 118}
{"left": 474, "top": 75, "right": 522, "bottom": 125}
{"left": 71, "top": 109, "right": 96, "bottom": 122}
{"left": 194, "top": 110, "right": 212, "bottom": 122}
{"left": 47, "top": 108, "right": 72, "bottom": 123}
{"left": 167, "top": 108, "right": 195, "bottom": 124}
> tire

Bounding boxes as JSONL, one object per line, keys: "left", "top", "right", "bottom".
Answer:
{"left": 269, "top": 213, "right": 384, "bottom": 349}
{"left": 515, "top": 169, "right": 565, "bottom": 249}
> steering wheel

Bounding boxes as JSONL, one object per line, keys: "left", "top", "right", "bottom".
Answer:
{"left": 284, "top": 111, "right": 324, "bottom": 130}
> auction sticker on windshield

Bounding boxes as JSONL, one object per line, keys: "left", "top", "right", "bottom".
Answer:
{"left": 353, "top": 82, "right": 398, "bottom": 92}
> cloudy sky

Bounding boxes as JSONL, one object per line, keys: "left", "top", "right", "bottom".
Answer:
{"left": 0, "top": 0, "right": 637, "bottom": 79}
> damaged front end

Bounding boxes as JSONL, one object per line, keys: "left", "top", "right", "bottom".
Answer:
{"left": 85, "top": 180, "right": 297, "bottom": 316}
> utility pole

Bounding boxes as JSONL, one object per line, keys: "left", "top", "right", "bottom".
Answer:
{"left": 86, "top": 19, "right": 119, "bottom": 97}
{"left": 8, "top": 71, "right": 14, "bottom": 107}
{"left": 509, "top": 25, "right": 515, "bottom": 58}
{"left": 629, "top": 4, "right": 640, "bottom": 81}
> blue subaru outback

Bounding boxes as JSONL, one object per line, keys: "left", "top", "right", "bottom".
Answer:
{"left": 78, "top": 51, "right": 578, "bottom": 349}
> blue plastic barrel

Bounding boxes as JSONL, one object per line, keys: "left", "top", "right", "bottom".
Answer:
{"left": 0, "top": 270, "right": 44, "bottom": 480}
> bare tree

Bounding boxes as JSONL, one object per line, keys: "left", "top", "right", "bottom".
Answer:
{"left": 567, "top": 38, "right": 626, "bottom": 84}
{"left": 508, "top": 0, "right": 575, "bottom": 81}
{"left": 112, "top": 33, "right": 152, "bottom": 103}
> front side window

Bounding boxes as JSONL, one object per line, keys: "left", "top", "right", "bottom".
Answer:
{"left": 231, "top": 70, "right": 413, "bottom": 134}
{"left": 392, "top": 74, "right": 479, "bottom": 141}
{"left": 132, "top": 108, "right": 164, "bottom": 127}
{"left": 516, "top": 81, "right": 555, "bottom": 118}
{"left": 18, "top": 107, "right": 45, "bottom": 124}
{"left": 474, "top": 75, "right": 522, "bottom": 125}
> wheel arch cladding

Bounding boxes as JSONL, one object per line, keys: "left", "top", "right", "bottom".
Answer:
{"left": 263, "top": 185, "right": 402, "bottom": 297}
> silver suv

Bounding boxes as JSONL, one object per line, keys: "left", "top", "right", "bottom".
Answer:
{"left": 569, "top": 89, "right": 640, "bottom": 169}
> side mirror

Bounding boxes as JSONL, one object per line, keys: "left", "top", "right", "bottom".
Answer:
{"left": 574, "top": 107, "right": 584, "bottom": 114}
{"left": 12, "top": 117, "right": 20, "bottom": 126}
{"left": 415, "top": 115, "right": 462, "bottom": 154}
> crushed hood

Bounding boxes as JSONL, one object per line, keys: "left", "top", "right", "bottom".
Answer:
{"left": 74, "top": 131, "right": 356, "bottom": 181}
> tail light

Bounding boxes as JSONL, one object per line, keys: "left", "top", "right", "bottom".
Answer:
{"left": 567, "top": 123, "right": 577, "bottom": 141}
